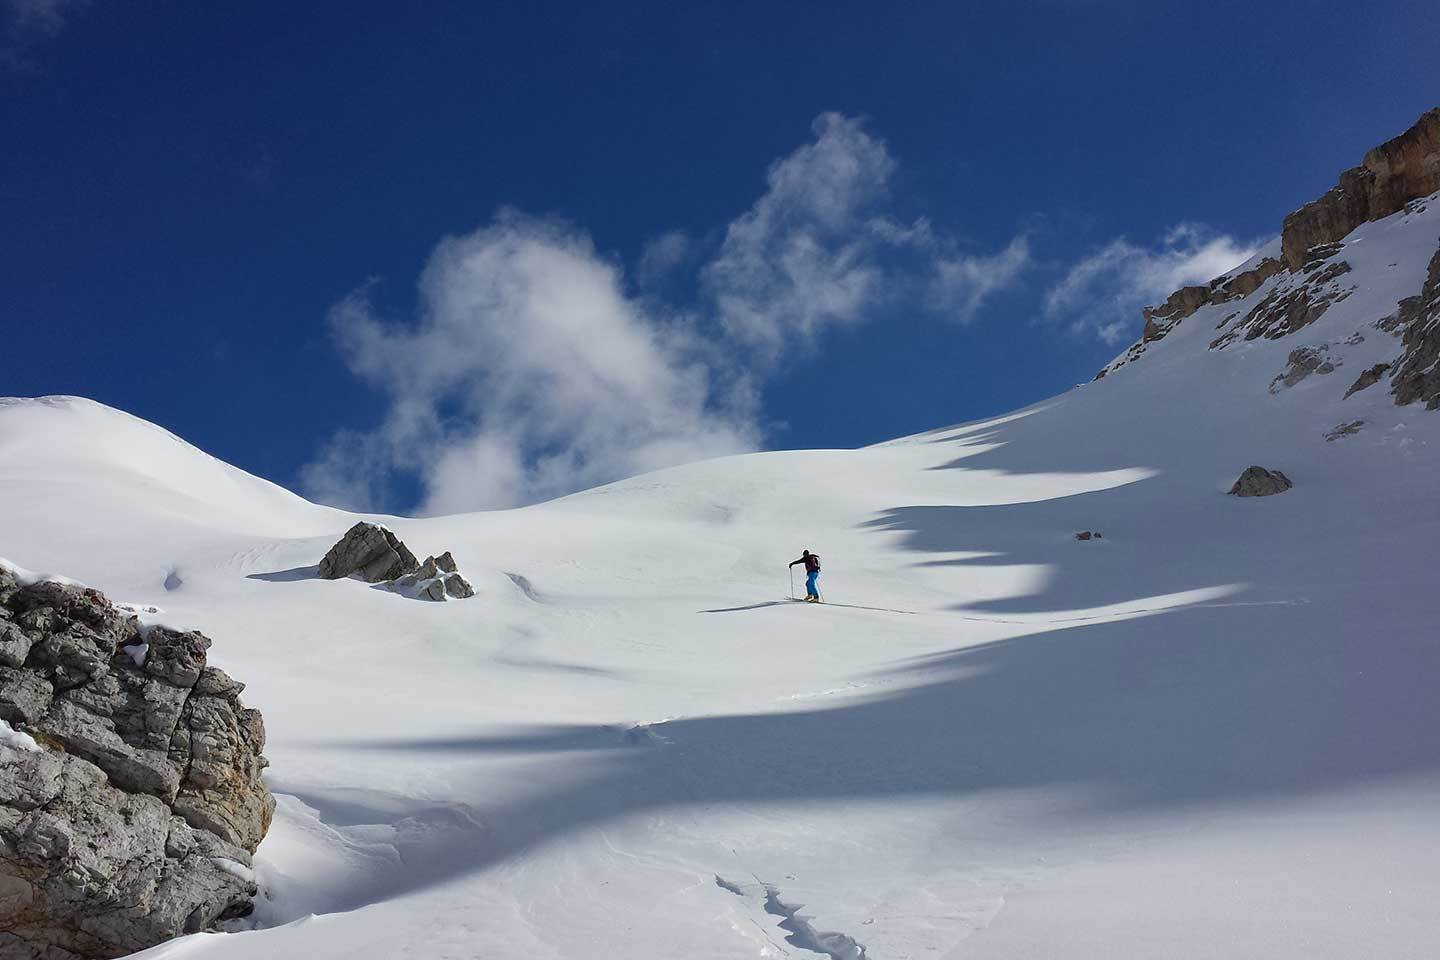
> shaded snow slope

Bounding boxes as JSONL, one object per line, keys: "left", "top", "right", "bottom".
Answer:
{"left": 2, "top": 203, "right": 1439, "bottom": 959}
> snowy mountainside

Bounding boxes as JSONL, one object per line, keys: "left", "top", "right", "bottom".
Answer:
{"left": 2, "top": 116, "right": 1440, "bottom": 960}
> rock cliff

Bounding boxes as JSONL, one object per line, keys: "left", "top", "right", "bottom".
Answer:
{"left": 1280, "top": 108, "right": 1440, "bottom": 270}
{"left": 1096, "top": 105, "right": 1440, "bottom": 407}
{"left": 0, "top": 563, "right": 272, "bottom": 959}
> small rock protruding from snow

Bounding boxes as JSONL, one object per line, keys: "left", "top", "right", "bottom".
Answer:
{"left": 391, "top": 553, "right": 476, "bottom": 602}
{"left": 1270, "top": 344, "right": 1340, "bottom": 393}
{"left": 1228, "top": 466, "right": 1293, "bottom": 497}
{"left": 318, "top": 521, "right": 421, "bottom": 582}
{"left": 1344, "top": 362, "right": 1392, "bottom": 399}
{"left": 1324, "top": 419, "right": 1366, "bottom": 441}
{"left": 1074, "top": 531, "right": 1103, "bottom": 541}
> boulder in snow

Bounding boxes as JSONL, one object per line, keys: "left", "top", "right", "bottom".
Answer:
{"left": 0, "top": 564, "right": 273, "bottom": 958}
{"left": 318, "top": 521, "right": 420, "bottom": 582}
{"left": 391, "top": 553, "right": 475, "bottom": 602}
{"left": 1228, "top": 466, "right": 1293, "bottom": 497}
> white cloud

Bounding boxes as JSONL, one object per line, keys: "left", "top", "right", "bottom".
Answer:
{"left": 1045, "top": 224, "right": 1265, "bottom": 343}
{"left": 302, "top": 213, "right": 758, "bottom": 513}
{"left": 703, "top": 113, "right": 1029, "bottom": 360}
{"left": 703, "top": 113, "right": 897, "bottom": 361}
{"left": 308, "top": 113, "right": 1030, "bottom": 513}
{"left": 929, "top": 235, "right": 1031, "bottom": 324}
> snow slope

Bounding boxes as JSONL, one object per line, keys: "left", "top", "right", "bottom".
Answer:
{"left": 2, "top": 199, "right": 1439, "bottom": 959}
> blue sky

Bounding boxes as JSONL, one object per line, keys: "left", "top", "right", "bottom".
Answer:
{"left": 4, "top": 0, "right": 1438, "bottom": 512}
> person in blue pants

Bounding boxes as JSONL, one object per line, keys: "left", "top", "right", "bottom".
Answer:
{"left": 789, "top": 549, "right": 822, "bottom": 602}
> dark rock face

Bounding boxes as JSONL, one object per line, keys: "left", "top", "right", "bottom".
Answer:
{"left": 1270, "top": 344, "right": 1340, "bottom": 393}
{"left": 1280, "top": 108, "right": 1440, "bottom": 270}
{"left": 0, "top": 566, "right": 273, "bottom": 959}
{"left": 317, "top": 522, "right": 420, "bottom": 582}
{"left": 1343, "top": 362, "right": 1392, "bottom": 399}
{"left": 1098, "top": 257, "right": 1286, "bottom": 379}
{"left": 1390, "top": 243, "right": 1440, "bottom": 409}
{"left": 1228, "top": 466, "right": 1293, "bottom": 497}
{"left": 1324, "top": 420, "right": 1365, "bottom": 441}
{"left": 1211, "top": 260, "right": 1353, "bottom": 349}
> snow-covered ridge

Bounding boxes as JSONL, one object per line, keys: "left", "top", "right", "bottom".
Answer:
{"left": 0, "top": 394, "right": 345, "bottom": 540}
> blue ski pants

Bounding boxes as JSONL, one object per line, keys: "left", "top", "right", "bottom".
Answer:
{"left": 806, "top": 570, "right": 819, "bottom": 597}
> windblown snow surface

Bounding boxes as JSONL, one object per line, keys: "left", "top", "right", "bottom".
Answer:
{"left": 3, "top": 200, "right": 1439, "bottom": 959}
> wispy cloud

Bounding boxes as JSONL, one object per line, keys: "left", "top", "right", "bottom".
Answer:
{"left": 704, "top": 112, "right": 1028, "bottom": 361}
{"left": 929, "top": 235, "right": 1031, "bottom": 324}
{"left": 306, "top": 113, "right": 1030, "bottom": 514}
{"left": 1045, "top": 224, "right": 1265, "bottom": 344}
{"left": 301, "top": 213, "right": 758, "bottom": 514}
{"left": 2, "top": 0, "right": 86, "bottom": 71}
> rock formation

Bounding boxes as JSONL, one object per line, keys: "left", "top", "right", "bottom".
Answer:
{"left": 1096, "top": 106, "right": 1440, "bottom": 389}
{"left": 1269, "top": 344, "right": 1340, "bottom": 393}
{"left": 318, "top": 522, "right": 419, "bottom": 582}
{"left": 1211, "top": 258, "right": 1353, "bottom": 349}
{"left": 1390, "top": 243, "right": 1440, "bottom": 409}
{"left": 0, "top": 564, "right": 272, "bottom": 959}
{"left": 1228, "top": 466, "right": 1293, "bottom": 497}
{"left": 390, "top": 551, "right": 475, "bottom": 602}
{"left": 318, "top": 524, "right": 476, "bottom": 602}
{"left": 1343, "top": 362, "right": 1392, "bottom": 399}
{"left": 1280, "top": 108, "right": 1440, "bottom": 270}
{"left": 1323, "top": 420, "right": 1365, "bottom": 441}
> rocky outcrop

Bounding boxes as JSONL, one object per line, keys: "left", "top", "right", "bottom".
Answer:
{"left": 1343, "top": 362, "right": 1392, "bottom": 399}
{"left": 1270, "top": 344, "right": 1340, "bottom": 393}
{"left": 318, "top": 522, "right": 419, "bottom": 582}
{"left": 1097, "top": 106, "right": 1440, "bottom": 383}
{"left": 390, "top": 552, "right": 475, "bottom": 602}
{"left": 318, "top": 524, "right": 476, "bottom": 602}
{"left": 1280, "top": 108, "right": 1440, "bottom": 270}
{"left": 1211, "top": 258, "right": 1353, "bottom": 349}
{"left": 1390, "top": 243, "right": 1440, "bottom": 409}
{"left": 1096, "top": 256, "right": 1286, "bottom": 379}
{"left": 0, "top": 564, "right": 272, "bottom": 959}
{"left": 1228, "top": 466, "right": 1292, "bottom": 497}
{"left": 1323, "top": 420, "right": 1365, "bottom": 441}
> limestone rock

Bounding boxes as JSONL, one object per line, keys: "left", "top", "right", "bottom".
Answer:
{"left": 1280, "top": 108, "right": 1440, "bottom": 270}
{"left": 1343, "top": 362, "right": 1391, "bottom": 399}
{"left": 1228, "top": 466, "right": 1293, "bottom": 497}
{"left": 442, "top": 572, "right": 475, "bottom": 599}
{"left": 1211, "top": 260, "right": 1353, "bottom": 349}
{"left": 1270, "top": 344, "right": 1340, "bottom": 393}
{"left": 317, "top": 522, "right": 420, "bottom": 583}
{"left": 1324, "top": 420, "right": 1365, "bottom": 441}
{"left": 1390, "top": 243, "right": 1440, "bottom": 409}
{"left": 0, "top": 567, "right": 273, "bottom": 958}
{"left": 390, "top": 554, "right": 477, "bottom": 602}
{"left": 1096, "top": 107, "right": 1439, "bottom": 381}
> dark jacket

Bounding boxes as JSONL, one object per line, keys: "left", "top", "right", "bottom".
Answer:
{"left": 790, "top": 553, "right": 821, "bottom": 574}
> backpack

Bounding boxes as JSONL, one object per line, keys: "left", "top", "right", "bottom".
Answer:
{"left": 809, "top": 554, "right": 821, "bottom": 572}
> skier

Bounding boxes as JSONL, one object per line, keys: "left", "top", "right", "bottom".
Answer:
{"left": 789, "top": 549, "right": 822, "bottom": 602}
